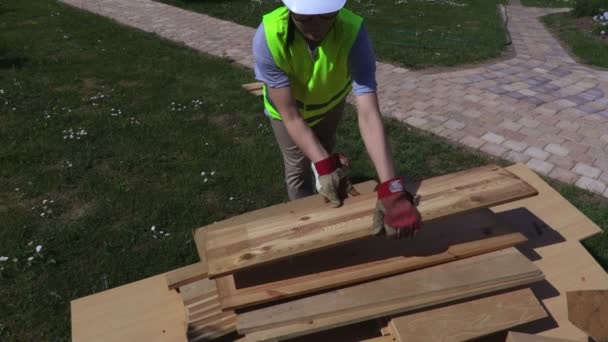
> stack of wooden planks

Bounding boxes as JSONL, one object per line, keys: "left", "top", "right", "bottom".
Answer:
{"left": 192, "top": 165, "right": 557, "bottom": 341}
{"left": 70, "top": 163, "right": 608, "bottom": 342}
{"left": 167, "top": 264, "right": 237, "bottom": 341}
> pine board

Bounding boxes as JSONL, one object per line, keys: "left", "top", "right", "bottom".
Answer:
{"left": 238, "top": 247, "right": 544, "bottom": 335}
{"left": 219, "top": 215, "right": 527, "bottom": 310}
{"left": 194, "top": 181, "right": 378, "bottom": 261}
{"left": 204, "top": 165, "right": 538, "bottom": 277}
{"left": 71, "top": 274, "right": 187, "bottom": 342}
{"left": 388, "top": 288, "right": 547, "bottom": 342}
{"left": 490, "top": 164, "right": 608, "bottom": 341}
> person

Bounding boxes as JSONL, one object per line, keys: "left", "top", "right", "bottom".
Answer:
{"left": 252, "top": 0, "right": 422, "bottom": 239}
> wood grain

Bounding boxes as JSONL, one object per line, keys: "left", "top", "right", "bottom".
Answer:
{"left": 166, "top": 262, "right": 208, "bottom": 290}
{"left": 194, "top": 181, "right": 378, "bottom": 261}
{"left": 566, "top": 290, "right": 608, "bottom": 341}
{"left": 388, "top": 288, "right": 547, "bottom": 342}
{"left": 238, "top": 247, "right": 544, "bottom": 335}
{"left": 204, "top": 165, "right": 538, "bottom": 278}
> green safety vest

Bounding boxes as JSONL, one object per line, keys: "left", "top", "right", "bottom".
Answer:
{"left": 262, "top": 6, "right": 363, "bottom": 127}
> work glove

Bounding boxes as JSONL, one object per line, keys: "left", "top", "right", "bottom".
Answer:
{"left": 372, "top": 177, "right": 422, "bottom": 239}
{"left": 313, "top": 153, "right": 359, "bottom": 208}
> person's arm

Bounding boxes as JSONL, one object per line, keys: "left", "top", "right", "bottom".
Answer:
{"left": 355, "top": 93, "right": 396, "bottom": 182}
{"left": 253, "top": 23, "right": 328, "bottom": 163}
{"left": 349, "top": 25, "right": 396, "bottom": 182}
{"left": 266, "top": 86, "right": 329, "bottom": 163}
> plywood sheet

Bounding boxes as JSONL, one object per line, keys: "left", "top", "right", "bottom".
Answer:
{"left": 388, "top": 288, "right": 547, "bottom": 342}
{"left": 71, "top": 274, "right": 187, "bottom": 342}
{"left": 205, "top": 165, "right": 538, "bottom": 277}
{"left": 490, "top": 164, "right": 608, "bottom": 341}
{"left": 238, "top": 248, "right": 543, "bottom": 335}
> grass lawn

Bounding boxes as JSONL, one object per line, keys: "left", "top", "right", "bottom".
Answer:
{"left": 0, "top": 0, "right": 607, "bottom": 341}
{"left": 520, "top": 0, "right": 573, "bottom": 8}
{"left": 542, "top": 12, "right": 608, "bottom": 68}
{"left": 157, "top": 0, "right": 509, "bottom": 69}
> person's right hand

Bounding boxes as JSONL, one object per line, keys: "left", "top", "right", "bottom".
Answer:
{"left": 314, "top": 153, "right": 359, "bottom": 207}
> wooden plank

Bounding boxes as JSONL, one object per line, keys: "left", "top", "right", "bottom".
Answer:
{"left": 181, "top": 277, "right": 237, "bottom": 341}
{"left": 179, "top": 276, "right": 217, "bottom": 306}
{"left": 71, "top": 274, "right": 187, "bottom": 342}
{"left": 194, "top": 180, "right": 378, "bottom": 261}
{"left": 243, "top": 268, "right": 544, "bottom": 342}
{"left": 196, "top": 181, "right": 378, "bottom": 307}
{"left": 490, "top": 164, "right": 608, "bottom": 340}
{"left": 238, "top": 247, "right": 544, "bottom": 335}
{"left": 566, "top": 290, "right": 608, "bottom": 341}
{"left": 220, "top": 229, "right": 527, "bottom": 310}
{"left": 166, "top": 262, "right": 208, "bottom": 290}
{"left": 388, "top": 288, "right": 547, "bottom": 342}
{"left": 506, "top": 331, "right": 575, "bottom": 342}
{"left": 205, "top": 165, "right": 538, "bottom": 278}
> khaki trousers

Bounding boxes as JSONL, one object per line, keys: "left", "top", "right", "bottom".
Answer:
{"left": 269, "top": 101, "right": 345, "bottom": 200}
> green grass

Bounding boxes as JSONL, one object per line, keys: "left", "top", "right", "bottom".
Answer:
{"left": 542, "top": 12, "right": 608, "bottom": 68}
{"left": 520, "top": 0, "right": 573, "bottom": 8}
{"left": 0, "top": 0, "right": 607, "bottom": 341}
{"left": 157, "top": 0, "right": 509, "bottom": 69}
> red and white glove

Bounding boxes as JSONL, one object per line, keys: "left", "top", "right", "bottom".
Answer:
{"left": 313, "top": 153, "right": 359, "bottom": 207}
{"left": 372, "top": 177, "right": 422, "bottom": 239}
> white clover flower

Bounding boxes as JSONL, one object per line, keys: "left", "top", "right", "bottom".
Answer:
{"left": 0, "top": 256, "right": 8, "bottom": 262}
{"left": 27, "top": 256, "right": 34, "bottom": 261}
{"left": 36, "top": 245, "right": 43, "bottom": 253}
{"left": 151, "top": 225, "right": 156, "bottom": 231}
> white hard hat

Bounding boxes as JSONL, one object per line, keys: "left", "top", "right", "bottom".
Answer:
{"left": 281, "top": 0, "right": 346, "bottom": 15}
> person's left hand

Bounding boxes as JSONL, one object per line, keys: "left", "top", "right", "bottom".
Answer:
{"left": 372, "top": 177, "right": 422, "bottom": 239}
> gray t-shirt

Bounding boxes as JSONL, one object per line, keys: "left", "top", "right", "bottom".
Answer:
{"left": 252, "top": 22, "right": 377, "bottom": 96}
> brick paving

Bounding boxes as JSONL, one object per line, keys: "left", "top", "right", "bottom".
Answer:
{"left": 60, "top": 0, "right": 608, "bottom": 198}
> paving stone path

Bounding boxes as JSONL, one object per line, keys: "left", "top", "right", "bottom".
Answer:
{"left": 60, "top": 0, "right": 608, "bottom": 198}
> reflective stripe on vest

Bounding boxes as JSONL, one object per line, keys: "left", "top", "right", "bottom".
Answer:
{"left": 262, "top": 7, "right": 363, "bottom": 127}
